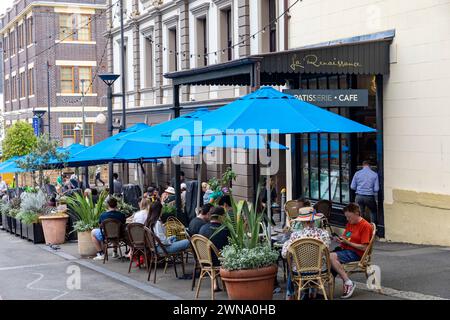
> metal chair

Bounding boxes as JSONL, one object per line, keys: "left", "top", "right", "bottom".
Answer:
{"left": 190, "top": 234, "right": 224, "bottom": 300}
{"left": 100, "top": 218, "right": 127, "bottom": 264}
{"left": 286, "top": 238, "right": 334, "bottom": 300}
{"left": 143, "top": 226, "right": 186, "bottom": 283}
{"left": 126, "top": 223, "right": 149, "bottom": 273}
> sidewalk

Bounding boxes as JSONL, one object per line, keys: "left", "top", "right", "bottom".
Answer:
{"left": 0, "top": 228, "right": 448, "bottom": 300}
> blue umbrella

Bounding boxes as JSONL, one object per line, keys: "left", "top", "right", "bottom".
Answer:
{"left": 0, "top": 156, "right": 27, "bottom": 174}
{"left": 171, "top": 87, "right": 376, "bottom": 135}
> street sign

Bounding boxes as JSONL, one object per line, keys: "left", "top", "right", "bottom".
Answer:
{"left": 283, "top": 89, "right": 369, "bottom": 107}
{"left": 32, "top": 116, "right": 40, "bottom": 136}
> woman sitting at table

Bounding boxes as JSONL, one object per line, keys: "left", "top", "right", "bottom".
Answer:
{"left": 291, "top": 207, "right": 324, "bottom": 231}
{"left": 127, "top": 197, "right": 152, "bottom": 225}
{"left": 145, "top": 201, "right": 190, "bottom": 254}
{"left": 282, "top": 210, "right": 331, "bottom": 300}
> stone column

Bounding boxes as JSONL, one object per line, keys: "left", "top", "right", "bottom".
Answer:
{"left": 178, "top": 0, "right": 190, "bottom": 102}
{"left": 153, "top": 11, "right": 163, "bottom": 105}
{"left": 131, "top": 0, "right": 141, "bottom": 107}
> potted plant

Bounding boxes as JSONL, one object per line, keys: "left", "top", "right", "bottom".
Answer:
{"left": 65, "top": 190, "right": 108, "bottom": 256}
{"left": 161, "top": 203, "right": 177, "bottom": 223}
{"left": 215, "top": 188, "right": 279, "bottom": 300}
{"left": 9, "top": 197, "right": 22, "bottom": 237}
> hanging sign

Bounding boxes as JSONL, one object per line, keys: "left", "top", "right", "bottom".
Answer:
{"left": 32, "top": 116, "right": 40, "bottom": 136}
{"left": 283, "top": 89, "right": 369, "bottom": 107}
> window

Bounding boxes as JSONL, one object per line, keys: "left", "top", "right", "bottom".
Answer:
{"left": 11, "top": 75, "right": 17, "bottom": 99}
{"left": 77, "top": 15, "right": 91, "bottom": 41}
{"left": 62, "top": 123, "right": 75, "bottom": 147}
{"left": 83, "top": 124, "right": 94, "bottom": 146}
{"left": 144, "top": 37, "right": 153, "bottom": 88}
{"left": 60, "top": 66, "right": 74, "bottom": 93}
{"left": 268, "top": 0, "right": 277, "bottom": 52}
{"left": 19, "top": 72, "right": 26, "bottom": 98}
{"left": 196, "top": 17, "right": 207, "bottom": 67}
{"left": 26, "top": 16, "right": 33, "bottom": 45}
{"left": 219, "top": 7, "right": 233, "bottom": 62}
{"left": 28, "top": 68, "right": 34, "bottom": 96}
{"left": 10, "top": 30, "right": 15, "bottom": 56}
{"left": 18, "top": 23, "right": 24, "bottom": 51}
{"left": 261, "top": 0, "right": 277, "bottom": 53}
{"left": 59, "top": 14, "right": 74, "bottom": 40}
{"left": 3, "top": 35, "right": 8, "bottom": 59}
{"left": 79, "top": 67, "right": 92, "bottom": 94}
{"left": 168, "top": 27, "right": 177, "bottom": 72}
{"left": 4, "top": 79, "right": 9, "bottom": 101}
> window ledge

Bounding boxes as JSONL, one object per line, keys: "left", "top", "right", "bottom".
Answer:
{"left": 57, "top": 93, "right": 97, "bottom": 97}
{"left": 27, "top": 43, "right": 34, "bottom": 49}
{"left": 18, "top": 49, "right": 24, "bottom": 54}
{"left": 19, "top": 97, "right": 26, "bottom": 101}
{"left": 55, "top": 40, "right": 96, "bottom": 45}
{"left": 28, "top": 95, "right": 35, "bottom": 98}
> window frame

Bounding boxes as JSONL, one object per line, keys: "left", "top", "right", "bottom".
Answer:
{"left": 28, "top": 68, "right": 34, "bottom": 96}
{"left": 60, "top": 66, "right": 75, "bottom": 94}
{"left": 77, "top": 14, "right": 91, "bottom": 41}
{"left": 78, "top": 66, "right": 92, "bottom": 94}
{"left": 59, "top": 13, "right": 74, "bottom": 41}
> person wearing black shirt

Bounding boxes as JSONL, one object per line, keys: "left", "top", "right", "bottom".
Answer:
{"left": 188, "top": 203, "right": 213, "bottom": 235}
{"left": 91, "top": 197, "right": 126, "bottom": 261}
{"left": 199, "top": 206, "right": 229, "bottom": 266}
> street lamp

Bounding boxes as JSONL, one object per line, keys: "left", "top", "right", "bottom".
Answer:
{"left": 99, "top": 73, "right": 121, "bottom": 194}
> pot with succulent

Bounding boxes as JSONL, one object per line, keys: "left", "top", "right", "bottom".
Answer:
{"left": 214, "top": 187, "right": 279, "bottom": 300}
{"left": 65, "top": 190, "right": 108, "bottom": 256}
{"left": 19, "top": 190, "right": 47, "bottom": 244}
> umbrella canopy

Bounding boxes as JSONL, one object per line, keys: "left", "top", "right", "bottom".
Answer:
{"left": 64, "top": 122, "right": 200, "bottom": 167}
{"left": 0, "top": 156, "right": 27, "bottom": 174}
{"left": 169, "top": 87, "right": 376, "bottom": 136}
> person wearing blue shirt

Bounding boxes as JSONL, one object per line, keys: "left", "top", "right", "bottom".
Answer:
{"left": 350, "top": 161, "right": 379, "bottom": 227}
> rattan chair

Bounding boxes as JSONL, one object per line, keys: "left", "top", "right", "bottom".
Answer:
{"left": 165, "top": 216, "right": 187, "bottom": 240}
{"left": 342, "top": 223, "right": 377, "bottom": 277}
{"left": 143, "top": 226, "right": 186, "bottom": 283}
{"left": 285, "top": 200, "right": 300, "bottom": 219}
{"left": 185, "top": 230, "right": 201, "bottom": 291}
{"left": 100, "top": 218, "right": 127, "bottom": 264}
{"left": 313, "top": 200, "right": 332, "bottom": 220}
{"left": 286, "top": 238, "right": 334, "bottom": 300}
{"left": 190, "top": 234, "right": 224, "bottom": 300}
{"left": 126, "top": 223, "right": 149, "bottom": 273}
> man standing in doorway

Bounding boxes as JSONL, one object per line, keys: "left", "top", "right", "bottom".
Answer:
{"left": 350, "top": 160, "right": 379, "bottom": 226}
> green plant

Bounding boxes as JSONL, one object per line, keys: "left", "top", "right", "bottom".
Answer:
{"left": 116, "top": 198, "right": 136, "bottom": 217}
{"left": 161, "top": 203, "right": 176, "bottom": 223}
{"left": 16, "top": 210, "right": 40, "bottom": 224}
{"left": 2, "top": 121, "right": 37, "bottom": 160}
{"left": 20, "top": 190, "right": 48, "bottom": 216}
{"left": 220, "top": 244, "right": 279, "bottom": 271}
{"left": 8, "top": 208, "right": 20, "bottom": 218}
{"left": 65, "top": 190, "right": 108, "bottom": 233}
{"left": 213, "top": 184, "right": 278, "bottom": 271}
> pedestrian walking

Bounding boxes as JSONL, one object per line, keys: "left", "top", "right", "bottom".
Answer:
{"left": 95, "top": 166, "right": 105, "bottom": 186}
{"left": 350, "top": 160, "right": 379, "bottom": 226}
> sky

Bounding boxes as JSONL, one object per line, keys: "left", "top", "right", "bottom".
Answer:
{"left": 0, "top": 0, "right": 16, "bottom": 18}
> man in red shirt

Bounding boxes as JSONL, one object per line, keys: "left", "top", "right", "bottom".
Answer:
{"left": 330, "top": 203, "right": 373, "bottom": 299}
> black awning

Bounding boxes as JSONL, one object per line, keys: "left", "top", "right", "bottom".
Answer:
{"left": 260, "top": 40, "right": 391, "bottom": 75}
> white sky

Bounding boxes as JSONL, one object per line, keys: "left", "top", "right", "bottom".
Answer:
{"left": 0, "top": 0, "right": 16, "bottom": 18}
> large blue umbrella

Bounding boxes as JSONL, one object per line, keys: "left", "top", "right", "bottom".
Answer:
{"left": 171, "top": 87, "right": 376, "bottom": 135}
{"left": 0, "top": 156, "right": 27, "bottom": 174}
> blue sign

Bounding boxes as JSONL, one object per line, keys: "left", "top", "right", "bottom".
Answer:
{"left": 32, "top": 117, "right": 40, "bottom": 136}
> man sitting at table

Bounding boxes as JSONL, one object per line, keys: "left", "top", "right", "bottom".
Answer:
{"left": 282, "top": 209, "right": 330, "bottom": 300}
{"left": 91, "top": 197, "right": 126, "bottom": 261}
{"left": 330, "top": 203, "right": 373, "bottom": 299}
{"left": 188, "top": 203, "right": 213, "bottom": 235}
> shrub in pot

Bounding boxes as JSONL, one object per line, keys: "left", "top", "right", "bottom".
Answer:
{"left": 215, "top": 187, "right": 279, "bottom": 300}
{"left": 66, "top": 190, "right": 107, "bottom": 257}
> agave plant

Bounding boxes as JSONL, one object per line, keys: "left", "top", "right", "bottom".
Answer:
{"left": 65, "top": 190, "right": 108, "bottom": 233}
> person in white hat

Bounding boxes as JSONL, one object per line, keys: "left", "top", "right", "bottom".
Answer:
{"left": 163, "top": 186, "right": 176, "bottom": 205}
{"left": 282, "top": 209, "right": 331, "bottom": 300}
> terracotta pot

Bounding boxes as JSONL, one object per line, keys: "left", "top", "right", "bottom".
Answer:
{"left": 77, "top": 231, "right": 97, "bottom": 257}
{"left": 39, "top": 215, "right": 68, "bottom": 245}
{"left": 220, "top": 265, "right": 278, "bottom": 300}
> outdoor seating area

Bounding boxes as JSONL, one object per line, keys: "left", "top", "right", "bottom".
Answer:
{"left": 0, "top": 87, "right": 379, "bottom": 300}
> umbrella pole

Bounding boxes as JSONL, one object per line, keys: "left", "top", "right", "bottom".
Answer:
{"left": 266, "top": 133, "right": 272, "bottom": 244}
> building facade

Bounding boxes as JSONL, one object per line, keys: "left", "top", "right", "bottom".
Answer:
{"left": 108, "top": 0, "right": 449, "bottom": 246}
{"left": 0, "top": 0, "right": 109, "bottom": 147}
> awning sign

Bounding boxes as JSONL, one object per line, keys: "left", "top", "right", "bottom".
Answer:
{"left": 283, "top": 89, "right": 369, "bottom": 107}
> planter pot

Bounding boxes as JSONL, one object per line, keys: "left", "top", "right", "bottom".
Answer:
{"left": 39, "top": 215, "right": 69, "bottom": 245}
{"left": 77, "top": 231, "right": 97, "bottom": 257}
{"left": 1, "top": 214, "right": 7, "bottom": 230}
{"left": 11, "top": 217, "right": 17, "bottom": 234}
{"left": 6, "top": 215, "right": 12, "bottom": 232}
{"left": 220, "top": 265, "right": 278, "bottom": 300}
{"left": 21, "top": 221, "right": 28, "bottom": 239}
{"left": 27, "top": 223, "right": 45, "bottom": 244}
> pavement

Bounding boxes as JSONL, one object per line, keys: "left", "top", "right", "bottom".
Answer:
{"left": 0, "top": 228, "right": 448, "bottom": 300}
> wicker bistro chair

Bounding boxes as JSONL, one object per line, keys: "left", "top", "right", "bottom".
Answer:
{"left": 185, "top": 230, "right": 201, "bottom": 291}
{"left": 126, "top": 223, "right": 149, "bottom": 273}
{"left": 190, "top": 234, "right": 225, "bottom": 300}
{"left": 143, "top": 226, "right": 186, "bottom": 283}
{"left": 286, "top": 238, "right": 334, "bottom": 300}
{"left": 342, "top": 223, "right": 377, "bottom": 277}
{"left": 100, "top": 219, "right": 127, "bottom": 264}
{"left": 165, "top": 217, "right": 187, "bottom": 241}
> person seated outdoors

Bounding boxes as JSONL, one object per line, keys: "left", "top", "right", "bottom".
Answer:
{"left": 291, "top": 207, "right": 323, "bottom": 231}
{"left": 91, "top": 197, "right": 126, "bottom": 261}
{"left": 147, "top": 187, "right": 160, "bottom": 203}
{"left": 91, "top": 188, "right": 99, "bottom": 204}
{"left": 180, "top": 183, "right": 187, "bottom": 211}
{"left": 218, "top": 195, "right": 232, "bottom": 214}
{"left": 202, "top": 182, "right": 213, "bottom": 205}
{"left": 330, "top": 203, "right": 373, "bottom": 299}
{"left": 188, "top": 203, "right": 213, "bottom": 236}
{"left": 162, "top": 187, "right": 176, "bottom": 205}
{"left": 145, "top": 201, "right": 190, "bottom": 254}
{"left": 199, "top": 206, "right": 229, "bottom": 291}
{"left": 127, "top": 197, "right": 151, "bottom": 225}
{"left": 282, "top": 211, "right": 330, "bottom": 300}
